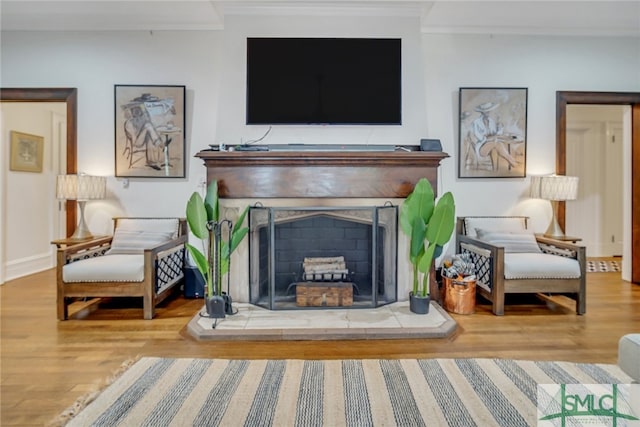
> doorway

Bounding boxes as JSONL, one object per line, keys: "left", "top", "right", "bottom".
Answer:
{"left": 556, "top": 91, "right": 640, "bottom": 283}
{"left": 566, "top": 105, "right": 624, "bottom": 257}
{"left": 0, "top": 88, "right": 77, "bottom": 283}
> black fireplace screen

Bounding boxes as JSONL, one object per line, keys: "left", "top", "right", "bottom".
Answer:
{"left": 249, "top": 205, "right": 397, "bottom": 310}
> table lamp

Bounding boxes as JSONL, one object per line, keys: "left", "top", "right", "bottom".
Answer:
{"left": 56, "top": 174, "right": 106, "bottom": 240}
{"left": 530, "top": 174, "right": 579, "bottom": 239}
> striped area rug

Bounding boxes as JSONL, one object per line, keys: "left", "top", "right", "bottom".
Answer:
{"left": 59, "top": 357, "right": 633, "bottom": 427}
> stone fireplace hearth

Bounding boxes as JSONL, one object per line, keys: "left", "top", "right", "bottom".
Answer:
{"left": 196, "top": 148, "right": 448, "bottom": 306}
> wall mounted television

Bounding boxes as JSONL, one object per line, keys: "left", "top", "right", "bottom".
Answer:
{"left": 246, "top": 37, "right": 402, "bottom": 125}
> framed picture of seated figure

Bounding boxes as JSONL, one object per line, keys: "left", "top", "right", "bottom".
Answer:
{"left": 114, "top": 84, "right": 186, "bottom": 178}
{"left": 458, "top": 87, "right": 527, "bottom": 178}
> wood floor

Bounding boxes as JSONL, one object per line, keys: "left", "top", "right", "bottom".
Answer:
{"left": 1, "top": 264, "right": 638, "bottom": 427}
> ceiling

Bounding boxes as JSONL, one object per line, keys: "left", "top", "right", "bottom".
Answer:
{"left": 1, "top": 1, "right": 639, "bottom": 36}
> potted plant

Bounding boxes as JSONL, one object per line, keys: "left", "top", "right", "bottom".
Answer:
{"left": 186, "top": 180, "right": 249, "bottom": 318}
{"left": 399, "top": 178, "right": 455, "bottom": 314}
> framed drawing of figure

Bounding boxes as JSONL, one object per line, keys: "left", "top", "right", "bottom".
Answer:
{"left": 458, "top": 87, "right": 527, "bottom": 178}
{"left": 114, "top": 85, "right": 186, "bottom": 178}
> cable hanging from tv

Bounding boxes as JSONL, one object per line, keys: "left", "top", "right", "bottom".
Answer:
{"left": 244, "top": 126, "right": 272, "bottom": 146}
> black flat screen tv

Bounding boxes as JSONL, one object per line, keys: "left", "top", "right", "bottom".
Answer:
{"left": 246, "top": 37, "right": 401, "bottom": 125}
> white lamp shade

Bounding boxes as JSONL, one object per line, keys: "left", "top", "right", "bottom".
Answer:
{"left": 539, "top": 175, "right": 579, "bottom": 201}
{"left": 529, "top": 175, "right": 542, "bottom": 198}
{"left": 56, "top": 175, "right": 106, "bottom": 201}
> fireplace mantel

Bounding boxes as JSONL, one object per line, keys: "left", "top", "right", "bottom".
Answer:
{"left": 196, "top": 149, "right": 449, "bottom": 198}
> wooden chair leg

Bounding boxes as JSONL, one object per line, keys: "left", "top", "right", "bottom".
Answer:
{"left": 576, "top": 292, "right": 586, "bottom": 315}
{"left": 493, "top": 293, "right": 505, "bottom": 316}
{"left": 57, "top": 283, "right": 68, "bottom": 320}
{"left": 57, "top": 298, "right": 68, "bottom": 320}
{"left": 143, "top": 297, "right": 154, "bottom": 320}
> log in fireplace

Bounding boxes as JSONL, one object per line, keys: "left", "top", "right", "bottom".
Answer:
{"left": 196, "top": 148, "right": 449, "bottom": 304}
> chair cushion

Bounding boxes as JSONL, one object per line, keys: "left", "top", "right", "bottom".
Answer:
{"left": 108, "top": 230, "right": 175, "bottom": 255}
{"left": 115, "top": 218, "right": 179, "bottom": 237}
{"left": 108, "top": 218, "right": 179, "bottom": 255}
{"left": 504, "top": 253, "right": 581, "bottom": 279}
{"left": 63, "top": 254, "right": 144, "bottom": 282}
{"left": 475, "top": 229, "right": 542, "bottom": 253}
{"left": 463, "top": 217, "right": 527, "bottom": 238}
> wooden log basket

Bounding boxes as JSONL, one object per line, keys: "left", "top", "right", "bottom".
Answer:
{"left": 295, "top": 282, "right": 353, "bottom": 307}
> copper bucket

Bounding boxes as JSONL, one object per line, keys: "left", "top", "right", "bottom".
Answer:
{"left": 443, "top": 277, "right": 476, "bottom": 315}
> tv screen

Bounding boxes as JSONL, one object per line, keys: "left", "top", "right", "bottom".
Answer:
{"left": 246, "top": 38, "right": 401, "bottom": 125}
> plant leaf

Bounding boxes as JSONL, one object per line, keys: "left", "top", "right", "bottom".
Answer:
{"left": 230, "top": 227, "right": 249, "bottom": 254}
{"left": 399, "top": 192, "right": 414, "bottom": 236}
{"left": 433, "top": 244, "right": 443, "bottom": 260}
{"left": 186, "top": 244, "right": 213, "bottom": 296}
{"left": 418, "top": 239, "right": 438, "bottom": 274}
{"left": 235, "top": 206, "right": 249, "bottom": 231}
{"left": 418, "top": 192, "right": 456, "bottom": 274}
{"left": 204, "top": 180, "right": 219, "bottom": 222}
{"left": 425, "top": 192, "right": 455, "bottom": 246}
{"left": 413, "top": 178, "right": 435, "bottom": 224}
{"left": 400, "top": 179, "right": 435, "bottom": 239}
{"left": 186, "top": 192, "right": 208, "bottom": 240}
{"left": 409, "top": 216, "right": 426, "bottom": 262}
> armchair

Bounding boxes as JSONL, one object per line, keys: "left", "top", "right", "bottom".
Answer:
{"left": 56, "top": 217, "right": 187, "bottom": 320}
{"left": 455, "top": 216, "right": 586, "bottom": 315}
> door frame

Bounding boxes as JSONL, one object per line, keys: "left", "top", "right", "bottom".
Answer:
{"left": 1, "top": 88, "right": 78, "bottom": 235}
{"left": 556, "top": 91, "right": 640, "bottom": 283}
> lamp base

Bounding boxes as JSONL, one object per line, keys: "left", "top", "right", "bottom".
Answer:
{"left": 69, "top": 201, "right": 94, "bottom": 240}
{"left": 543, "top": 200, "right": 566, "bottom": 239}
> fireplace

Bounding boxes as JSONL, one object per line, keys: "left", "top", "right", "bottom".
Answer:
{"left": 248, "top": 205, "right": 397, "bottom": 310}
{"left": 196, "top": 148, "right": 448, "bottom": 304}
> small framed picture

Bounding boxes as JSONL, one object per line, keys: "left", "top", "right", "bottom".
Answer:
{"left": 114, "top": 85, "right": 186, "bottom": 178}
{"left": 10, "top": 131, "right": 44, "bottom": 173}
{"left": 458, "top": 87, "right": 528, "bottom": 178}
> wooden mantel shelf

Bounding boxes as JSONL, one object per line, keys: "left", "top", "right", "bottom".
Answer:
{"left": 196, "top": 149, "right": 449, "bottom": 199}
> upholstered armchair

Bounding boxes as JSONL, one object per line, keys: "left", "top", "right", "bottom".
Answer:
{"left": 56, "top": 217, "right": 187, "bottom": 320}
{"left": 455, "top": 216, "right": 586, "bottom": 315}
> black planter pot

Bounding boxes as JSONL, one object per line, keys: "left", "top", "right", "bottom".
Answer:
{"left": 409, "top": 292, "right": 430, "bottom": 314}
{"left": 205, "top": 295, "right": 226, "bottom": 318}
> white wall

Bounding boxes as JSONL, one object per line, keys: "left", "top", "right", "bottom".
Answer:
{"left": 1, "top": 17, "right": 639, "bottom": 280}
{"left": 2, "top": 30, "right": 222, "bottom": 240}
{"left": 215, "top": 15, "right": 427, "bottom": 146}
{"left": 422, "top": 33, "right": 640, "bottom": 232}
{"left": 2, "top": 103, "right": 65, "bottom": 281}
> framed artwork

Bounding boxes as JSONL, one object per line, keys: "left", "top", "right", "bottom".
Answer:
{"left": 458, "top": 87, "right": 528, "bottom": 178}
{"left": 114, "top": 85, "right": 186, "bottom": 178}
{"left": 10, "top": 131, "right": 44, "bottom": 173}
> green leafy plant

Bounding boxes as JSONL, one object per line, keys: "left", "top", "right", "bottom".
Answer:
{"left": 186, "top": 180, "right": 249, "bottom": 297}
{"left": 399, "top": 178, "right": 455, "bottom": 297}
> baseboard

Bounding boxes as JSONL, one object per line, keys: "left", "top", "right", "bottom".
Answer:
{"left": 4, "top": 252, "right": 53, "bottom": 282}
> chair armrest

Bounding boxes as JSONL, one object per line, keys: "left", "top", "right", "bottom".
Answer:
{"left": 535, "top": 235, "right": 584, "bottom": 255}
{"left": 456, "top": 234, "right": 504, "bottom": 292}
{"left": 57, "top": 236, "right": 113, "bottom": 265}
{"left": 144, "top": 234, "right": 187, "bottom": 258}
{"left": 457, "top": 234, "right": 503, "bottom": 254}
{"left": 535, "top": 235, "right": 586, "bottom": 276}
{"left": 144, "top": 235, "right": 187, "bottom": 294}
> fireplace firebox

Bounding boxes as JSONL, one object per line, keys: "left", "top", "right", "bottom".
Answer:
{"left": 249, "top": 205, "right": 397, "bottom": 310}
